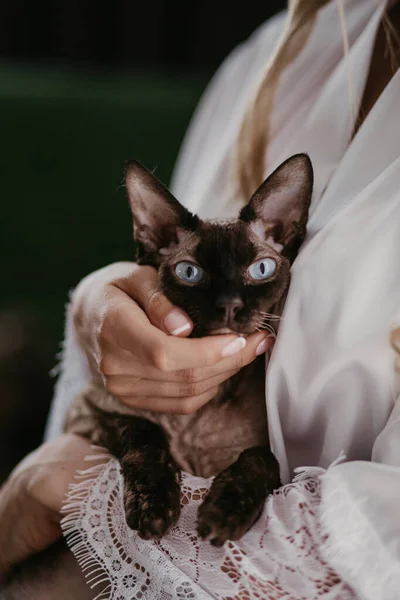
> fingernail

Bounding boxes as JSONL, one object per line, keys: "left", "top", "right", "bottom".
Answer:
{"left": 164, "top": 310, "right": 191, "bottom": 336}
{"left": 256, "top": 335, "right": 275, "bottom": 356}
{"left": 222, "top": 336, "right": 246, "bottom": 357}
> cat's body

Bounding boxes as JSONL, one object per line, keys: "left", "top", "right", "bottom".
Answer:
{"left": 66, "top": 354, "right": 267, "bottom": 478}
{"left": 65, "top": 153, "right": 313, "bottom": 546}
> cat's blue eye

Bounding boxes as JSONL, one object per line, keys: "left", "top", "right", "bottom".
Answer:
{"left": 248, "top": 258, "right": 277, "bottom": 281}
{"left": 175, "top": 262, "right": 204, "bottom": 284}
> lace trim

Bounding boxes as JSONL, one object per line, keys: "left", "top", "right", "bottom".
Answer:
{"left": 61, "top": 453, "right": 357, "bottom": 600}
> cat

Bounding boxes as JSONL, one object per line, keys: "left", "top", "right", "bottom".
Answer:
{"left": 65, "top": 153, "right": 313, "bottom": 547}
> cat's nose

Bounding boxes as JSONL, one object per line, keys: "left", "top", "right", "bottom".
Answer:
{"left": 216, "top": 294, "right": 244, "bottom": 324}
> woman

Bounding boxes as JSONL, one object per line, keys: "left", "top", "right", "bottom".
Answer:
{"left": 1, "top": 0, "right": 400, "bottom": 598}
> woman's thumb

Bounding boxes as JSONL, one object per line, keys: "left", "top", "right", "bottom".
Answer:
{"left": 116, "top": 265, "right": 193, "bottom": 337}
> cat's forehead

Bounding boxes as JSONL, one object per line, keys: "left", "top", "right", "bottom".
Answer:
{"left": 199, "top": 219, "right": 280, "bottom": 257}
{"left": 173, "top": 219, "right": 280, "bottom": 268}
{"left": 199, "top": 220, "right": 252, "bottom": 254}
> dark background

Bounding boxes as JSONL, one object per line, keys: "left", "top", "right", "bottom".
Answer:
{"left": 0, "top": 0, "right": 285, "bottom": 480}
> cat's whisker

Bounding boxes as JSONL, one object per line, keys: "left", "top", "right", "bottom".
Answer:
{"left": 258, "top": 315, "right": 279, "bottom": 324}
{"left": 257, "top": 318, "right": 278, "bottom": 329}
{"left": 259, "top": 311, "right": 283, "bottom": 321}
{"left": 254, "top": 322, "right": 277, "bottom": 337}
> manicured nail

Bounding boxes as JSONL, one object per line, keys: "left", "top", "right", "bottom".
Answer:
{"left": 222, "top": 336, "right": 246, "bottom": 357}
{"left": 164, "top": 310, "right": 191, "bottom": 336}
{"left": 256, "top": 335, "right": 275, "bottom": 356}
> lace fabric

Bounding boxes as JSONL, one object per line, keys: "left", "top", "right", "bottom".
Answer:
{"left": 62, "top": 455, "right": 357, "bottom": 600}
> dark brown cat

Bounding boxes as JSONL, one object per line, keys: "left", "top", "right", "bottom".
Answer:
{"left": 65, "top": 153, "right": 313, "bottom": 547}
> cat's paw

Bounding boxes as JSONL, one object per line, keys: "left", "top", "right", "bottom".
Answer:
{"left": 196, "top": 476, "right": 267, "bottom": 547}
{"left": 197, "top": 447, "right": 281, "bottom": 548}
{"left": 121, "top": 450, "right": 181, "bottom": 540}
{"left": 125, "top": 486, "right": 181, "bottom": 540}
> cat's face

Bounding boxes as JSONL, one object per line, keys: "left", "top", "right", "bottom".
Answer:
{"left": 158, "top": 221, "right": 290, "bottom": 336}
{"left": 124, "top": 154, "right": 313, "bottom": 337}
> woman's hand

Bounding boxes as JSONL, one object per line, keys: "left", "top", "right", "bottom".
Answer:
{"left": 0, "top": 434, "right": 97, "bottom": 575}
{"left": 73, "top": 262, "right": 273, "bottom": 414}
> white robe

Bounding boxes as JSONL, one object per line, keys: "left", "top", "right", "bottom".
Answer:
{"left": 48, "top": 1, "right": 400, "bottom": 598}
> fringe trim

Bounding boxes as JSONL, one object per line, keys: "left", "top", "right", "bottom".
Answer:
{"left": 292, "top": 450, "right": 347, "bottom": 483}
{"left": 61, "top": 448, "right": 115, "bottom": 600}
{"left": 50, "top": 290, "right": 75, "bottom": 378}
{"left": 318, "top": 470, "right": 400, "bottom": 600}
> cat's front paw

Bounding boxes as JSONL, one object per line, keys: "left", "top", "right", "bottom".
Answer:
{"left": 121, "top": 449, "right": 181, "bottom": 540}
{"left": 196, "top": 478, "right": 264, "bottom": 547}
{"left": 125, "top": 485, "right": 181, "bottom": 540}
{"left": 197, "top": 448, "right": 280, "bottom": 547}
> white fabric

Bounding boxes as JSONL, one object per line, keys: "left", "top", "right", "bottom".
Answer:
{"left": 49, "top": 0, "right": 400, "bottom": 598}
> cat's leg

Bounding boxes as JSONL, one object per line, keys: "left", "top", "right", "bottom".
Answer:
{"left": 196, "top": 445, "right": 280, "bottom": 547}
{"left": 97, "top": 413, "right": 182, "bottom": 540}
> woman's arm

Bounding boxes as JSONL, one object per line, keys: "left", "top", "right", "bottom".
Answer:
{"left": 0, "top": 434, "right": 94, "bottom": 574}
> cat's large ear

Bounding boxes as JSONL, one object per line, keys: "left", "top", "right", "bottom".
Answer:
{"left": 239, "top": 154, "right": 313, "bottom": 261}
{"left": 124, "top": 161, "right": 199, "bottom": 262}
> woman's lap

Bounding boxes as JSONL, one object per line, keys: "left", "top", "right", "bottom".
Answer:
{"left": 61, "top": 458, "right": 357, "bottom": 600}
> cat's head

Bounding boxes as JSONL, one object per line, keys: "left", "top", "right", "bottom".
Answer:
{"left": 124, "top": 154, "right": 313, "bottom": 337}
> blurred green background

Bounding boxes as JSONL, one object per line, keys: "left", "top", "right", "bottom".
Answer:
{"left": 0, "top": 1, "right": 284, "bottom": 481}
{"left": 0, "top": 64, "right": 206, "bottom": 480}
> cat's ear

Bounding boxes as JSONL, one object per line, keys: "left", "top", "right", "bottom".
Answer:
{"left": 239, "top": 154, "right": 313, "bottom": 260}
{"left": 124, "top": 161, "right": 199, "bottom": 260}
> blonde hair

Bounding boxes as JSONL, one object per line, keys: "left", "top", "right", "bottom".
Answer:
{"left": 235, "top": 0, "right": 331, "bottom": 201}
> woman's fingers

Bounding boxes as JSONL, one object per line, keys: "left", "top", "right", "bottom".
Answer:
{"left": 101, "top": 327, "right": 274, "bottom": 379}
{"left": 103, "top": 333, "right": 274, "bottom": 413}
{"left": 157, "top": 329, "right": 274, "bottom": 373}
{"left": 105, "top": 369, "right": 239, "bottom": 399}
{"left": 108, "top": 301, "right": 270, "bottom": 372}
{"left": 116, "top": 386, "right": 221, "bottom": 414}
